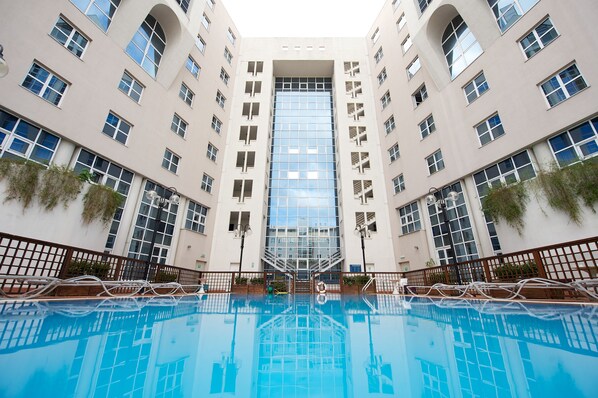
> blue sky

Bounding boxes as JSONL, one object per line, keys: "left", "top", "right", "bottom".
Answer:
{"left": 221, "top": 0, "right": 387, "bottom": 37}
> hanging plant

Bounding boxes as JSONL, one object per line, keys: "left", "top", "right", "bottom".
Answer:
{"left": 534, "top": 165, "right": 581, "bottom": 224}
{"left": 482, "top": 182, "right": 528, "bottom": 234}
{"left": 0, "top": 160, "right": 44, "bottom": 209}
{"left": 38, "top": 165, "right": 83, "bottom": 210}
{"left": 566, "top": 158, "right": 598, "bottom": 212}
{"left": 82, "top": 184, "right": 124, "bottom": 225}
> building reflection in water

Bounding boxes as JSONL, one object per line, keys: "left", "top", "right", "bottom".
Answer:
{"left": 0, "top": 295, "right": 596, "bottom": 397}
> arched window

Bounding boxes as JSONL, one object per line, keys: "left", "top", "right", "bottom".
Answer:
{"left": 126, "top": 15, "right": 166, "bottom": 78}
{"left": 441, "top": 15, "right": 482, "bottom": 79}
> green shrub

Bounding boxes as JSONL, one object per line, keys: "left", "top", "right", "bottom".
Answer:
{"left": 270, "top": 281, "right": 287, "bottom": 292}
{"left": 482, "top": 182, "right": 528, "bottom": 234}
{"left": 493, "top": 261, "right": 538, "bottom": 280}
{"left": 250, "top": 277, "right": 264, "bottom": 285}
{"left": 342, "top": 275, "right": 370, "bottom": 286}
{"left": 235, "top": 276, "right": 248, "bottom": 285}
{"left": 427, "top": 272, "right": 448, "bottom": 285}
{"left": 154, "top": 271, "right": 177, "bottom": 283}
{"left": 67, "top": 260, "right": 111, "bottom": 278}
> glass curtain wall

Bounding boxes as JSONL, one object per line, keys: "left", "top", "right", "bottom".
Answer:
{"left": 266, "top": 78, "right": 340, "bottom": 275}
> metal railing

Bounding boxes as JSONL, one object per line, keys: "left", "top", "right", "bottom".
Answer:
{"left": 404, "top": 236, "right": 598, "bottom": 286}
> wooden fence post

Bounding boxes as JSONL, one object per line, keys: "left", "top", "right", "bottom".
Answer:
{"left": 532, "top": 250, "right": 548, "bottom": 279}
{"left": 482, "top": 259, "right": 492, "bottom": 282}
{"left": 113, "top": 258, "right": 123, "bottom": 281}
{"left": 58, "top": 247, "right": 73, "bottom": 279}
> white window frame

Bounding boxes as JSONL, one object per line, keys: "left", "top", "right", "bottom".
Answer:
{"left": 201, "top": 173, "right": 214, "bottom": 193}
{"left": 393, "top": 174, "right": 405, "bottom": 194}
{"left": 216, "top": 91, "right": 226, "bottom": 108}
{"left": 381, "top": 91, "right": 391, "bottom": 109}
{"left": 401, "top": 35, "right": 412, "bottom": 53}
{"left": 185, "top": 201, "right": 208, "bottom": 234}
{"left": 371, "top": 28, "right": 380, "bottom": 45}
{"left": 397, "top": 14, "right": 406, "bottom": 31}
{"left": 399, "top": 202, "right": 421, "bottom": 235}
{"left": 406, "top": 57, "right": 421, "bottom": 80}
{"left": 118, "top": 71, "right": 144, "bottom": 103}
{"left": 388, "top": 143, "right": 400, "bottom": 162}
{"left": 102, "top": 112, "right": 131, "bottom": 145}
{"left": 463, "top": 72, "right": 489, "bottom": 104}
{"left": 476, "top": 113, "right": 505, "bottom": 146}
{"left": 201, "top": 13, "right": 211, "bottom": 31}
{"left": 171, "top": 114, "right": 188, "bottom": 138}
{"left": 206, "top": 0, "right": 215, "bottom": 10}
{"left": 179, "top": 83, "right": 194, "bottom": 106}
{"left": 540, "top": 63, "right": 588, "bottom": 108}
{"left": 220, "top": 68, "right": 230, "bottom": 85}
{"left": 227, "top": 28, "right": 236, "bottom": 45}
{"left": 412, "top": 84, "right": 428, "bottom": 107}
{"left": 50, "top": 16, "right": 89, "bottom": 58}
{"left": 548, "top": 116, "right": 598, "bottom": 167}
{"left": 377, "top": 68, "right": 387, "bottom": 85}
{"left": 207, "top": 143, "right": 218, "bottom": 161}
{"left": 224, "top": 47, "right": 233, "bottom": 64}
{"left": 196, "top": 35, "right": 206, "bottom": 53}
{"left": 519, "top": 17, "right": 558, "bottom": 59}
{"left": 426, "top": 150, "right": 445, "bottom": 174}
{"left": 21, "top": 62, "right": 69, "bottom": 106}
{"left": 211, "top": 115, "right": 222, "bottom": 134}
{"left": 186, "top": 56, "right": 200, "bottom": 78}
{"left": 374, "top": 47, "right": 384, "bottom": 63}
{"left": 384, "top": 116, "right": 396, "bottom": 134}
{"left": 162, "top": 149, "right": 180, "bottom": 174}
{"left": 419, "top": 115, "right": 436, "bottom": 139}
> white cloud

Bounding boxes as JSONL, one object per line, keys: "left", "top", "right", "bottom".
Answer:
{"left": 220, "top": 0, "right": 387, "bottom": 37}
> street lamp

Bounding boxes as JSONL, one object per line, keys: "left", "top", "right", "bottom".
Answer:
{"left": 354, "top": 223, "right": 370, "bottom": 276}
{"left": 234, "top": 224, "right": 251, "bottom": 281}
{"left": 0, "top": 45, "right": 8, "bottom": 78}
{"left": 425, "top": 187, "right": 462, "bottom": 284}
{"left": 144, "top": 187, "right": 180, "bottom": 280}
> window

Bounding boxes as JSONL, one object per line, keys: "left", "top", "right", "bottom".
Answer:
{"left": 371, "top": 28, "right": 380, "bottom": 44}
{"left": 417, "top": 0, "right": 433, "bottom": 14}
{"left": 426, "top": 150, "right": 444, "bottom": 174}
{"left": 392, "top": 0, "right": 401, "bottom": 11}
{"left": 171, "top": 114, "right": 187, "bottom": 138}
{"left": 22, "top": 63, "right": 68, "bottom": 106}
{"left": 186, "top": 56, "right": 200, "bottom": 78}
{"left": 384, "top": 116, "right": 396, "bottom": 134}
{"left": 70, "top": 0, "right": 120, "bottom": 32}
{"left": 393, "top": 174, "right": 405, "bottom": 194}
{"left": 0, "top": 109, "right": 60, "bottom": 164}
{"left": 175, "top": 0, "right": 190, "bottom": 13}
{"left": 216, "top": 91, "right": 226, "bottom": 108}
{"left": 179, "top": 83, "right": 194, "bottom": 106}
{"left": 196, "top": 35, "right": 206, "bottom": 53}
{"left": 548, "top": 117, "right": 598, "bottom": 166}
{"left": 399, "top": 202, "right": 420, "bottom": 234}
{"left": 102, "top": 112, "right": 131, "bottom": 144}
{"left": 397, "top": 14, "right": 406, "bottom": 31}
{"left": 419, "top": 115, "right": 436, "bottom": 139}
{"left": 476, "top": 114, "right": 505, "bottom": 145}
{"left": 185, "top": 201, "right": 208, "bottom": 233}
{"left": 224, "top": 47, "right": 233, "bottom": 64}
{"left": 162, "top": 149, "right": 180, "bottom": 173}
{"left": 126, "top": 15, "right": 166, "bottom": 78}
{"left": 381, "top": 91, "right": 391, "bottom": 108}
{"left": 388, "top": 143, "right": 400, "bottom": 162}
{"left": 442, "top": 15, "right": 482, "bottom": 79}
{"left": 402, "top": 35, "right": 412, "bottom": 53}
{"left": 220, "top": 68, "right": 230, "bottom": 85}
{"left": 211, "top": 115, "right": 222, "bottom": 134}
{"left": 377, "top": 68, "right": 387, "bottom": 85}
{"left": 227, "top": 28, "right": 236, "bottom": 45}
{"left": 50, "top": 16, "right": 89, "bottom": 58}
{"left": 118, "top": 71, "right": 144, "bottom": 102}
{"left": 540, "top": 64, "right": 587, "bottom": 107}
{"left": 412, "top": 84, "right": 428, "bottom": 107}
{"left": 206, "top": 0, "right": 215, "bottom": 9}
{"left": 406, "top": 57, "right": 421, "bottom": 79}
{"left": 520, "top": 17, "right": 558, "bottom": 59}
{"left": 374, "top": 47, "right": 384, "bottom": 63}
{"left": 207, "top": 143, "right": 218, "bottom": 161}
{"left": 201, "top": 174, "right": 214, "bottom": 193}
{"left": 463, "top": 72, "right": 488, "bottom": 103}
{"left": 487, "top": 0, "right": 540, "bottom": 32}
{"left": 201, "top": 13, "right": 210, "bottom": 30}
{"left": 73, "top": 148, "right": 134, "bottom": 249}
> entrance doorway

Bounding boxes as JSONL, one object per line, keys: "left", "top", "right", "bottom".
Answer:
{"left": 297, "top": 259, "right": 309, "bottom": 280}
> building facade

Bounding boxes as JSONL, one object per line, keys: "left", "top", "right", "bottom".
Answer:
{"left": 0, "top": 0, "right": 596, "bottom": 275}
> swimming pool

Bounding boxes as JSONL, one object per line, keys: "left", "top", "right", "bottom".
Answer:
{"left": 0, "top": 294, "right": 596, "bottom": 397}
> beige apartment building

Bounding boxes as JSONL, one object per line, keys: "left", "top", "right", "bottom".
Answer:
{"left": 0, "top": 0, "right": 596, "bottom": 277}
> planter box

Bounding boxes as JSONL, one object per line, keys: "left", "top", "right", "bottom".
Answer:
{"left": 54, "top": 285, "right": 105, "bottom": 297}
{"left": 247, "top": 284, "right": 264, "bottom": 294}
{"left": 341, "top": 284, "right": 365, "bottom": 294}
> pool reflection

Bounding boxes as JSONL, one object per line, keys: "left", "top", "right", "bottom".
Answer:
{"left": 0, "top": 295, "right": 597, "bottom": 397}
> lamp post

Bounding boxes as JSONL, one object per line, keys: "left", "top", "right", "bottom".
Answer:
{"left": 0, "top": 45, "right": 9, "bottom": 78}
{"left": 425, "top": 187, "right": 462, "bottom": 285}
{"left": 234, "top": 224, "right": 251, "bottom": 282}
{"left": 354, "top": 223, "right": 370, "bottom": 276}
{"left": 144, "top": 187, "right": 180, "bottom": 280}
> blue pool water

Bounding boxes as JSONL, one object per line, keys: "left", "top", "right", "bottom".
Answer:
{"left": 0, "top": 294, "right": 597, "bottom": 398}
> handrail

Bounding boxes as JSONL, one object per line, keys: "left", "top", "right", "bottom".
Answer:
{"left": 362, "top": 275, "right": 375, "bottom": 294}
